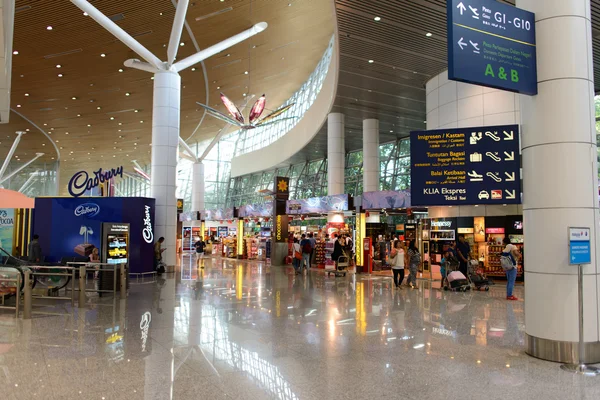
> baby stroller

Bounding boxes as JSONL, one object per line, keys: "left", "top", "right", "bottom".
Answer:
{"left": 468, "top": 260, "right": 490, "bottom": 291}
{"left": 443, "top": 258, "right": 470, "bottom": 292}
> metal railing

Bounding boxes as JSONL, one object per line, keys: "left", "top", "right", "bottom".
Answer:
{"left": 130, "top": 271, "right": 157, "bottom": 284}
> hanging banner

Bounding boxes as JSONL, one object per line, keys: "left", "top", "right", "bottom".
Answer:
{"left": 448, "top": 0, "right": 537, "bottom": 95}
{"left": 238, "top": 203, "right": 273, "bottom": 218}
{"left": 0, "top": 209, "right": 15, "bottom": 254}
{"left": 286, "top": 194, "right": 349, "bottom": 215}
{"left": 361, "top": 191, "right": 411, "bottom": 210}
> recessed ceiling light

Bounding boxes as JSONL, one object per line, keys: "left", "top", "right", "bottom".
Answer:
{"left": 179, "top": 42, "right": 184, "bottom": 46}
{"left": 191, "top": 67, "right": 196, "bottom": 71}
{"left": 125, "top": 92, "right": 130, "bottom": 96}
{"left": 159, "top": 12, "right": 163, "bottom": 15}
{"left": 118, "top": 122, "right": 122, "bottom": 125}
{"left": 87, "top": 124, "right": 91, "bottom": 127}
{"left": 243, "top": 93, "right": 246, "bottom": 96}
{"left": 56, "top": 64, "right": 61, "bottom": 68}
{"left": 244, "top": 71, "right": 248, "bottom": 74}
{"left": 58, "top": 74, "right": 63, "bottom": 77}
{"left": 65, "top": 132, "right": 69, "bottom": 135}
{"left": 374, "top": 16, "right": 381, "bottom": 21}
{"left": 140, "top": 120, "right": 144, "bottom": 123}
{"left": 13, "top": 50, "right": 18, "bottom": 55}
{"left": 100, "top": 53, "right": 106, "bottom": 57}
{"left": 97, "top": 106, "right": 101, "bottom": 110}
{"left": 134, "top": 142, "right": 137, "bottom": 145}
{"left": 368, "top": 59, "right": 374, "bottom": 63}
{"left": 16, "top": 104, "right": 21, "bottom": 108}
{"left": 43, "top": 123, "right": 47, "bottom": 126}
{"left": 24, "top": 93, "right": 29, "bottom": 96}
{"left": 47, "top": 26, "right": 53, "bottom": 30}
{"left": 426, "top": 32, "right": 433, "bottom": 37}
{"left": 77, "top": 114, "right": 81, "bottom": 117}
{"left": 390, "top": 130, "right": 393, "bottom": 133}
{"left": 134, "top": 109, "right": 139, "bottom": 113}
{"left": 71, "top": 96, "right": 77, "bottom": 100}
{"left": 110, "top": 117, "right": 115, "bottom": 120}
{"left": 42, "top": 143, "right": 46, "bottom": 146}
{"left": 118, "top": 68, "right": 123, "bottom": 72}
{"left": 83, "top": 12, "right": 88, "bottom": 16}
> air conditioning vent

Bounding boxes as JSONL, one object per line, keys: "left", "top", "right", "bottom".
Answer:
{"left": 44, "top": 49, "right": 83, "bottom": 59}
{"left": 195, "top": 7, "right": 233, "bottom": 21}
{"left": 109, "top": 13, "right": 125, "bottom": 22}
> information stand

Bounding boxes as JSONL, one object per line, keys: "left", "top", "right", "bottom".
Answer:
{"left": 560, "top": 227, "right": 599, "bottom": 376}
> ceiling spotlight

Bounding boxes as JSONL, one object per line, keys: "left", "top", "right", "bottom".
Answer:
{"left": 118, "top": 122, "right": 122, "bottom": 126}
{"left": 125, "top": 92, "right": 130, "bottom": 96}
{"left": 71, "top": 97, "right": 77, "bottom": 100}
{"left": 65, "top": 132, "right": 69, "bottom": 135}
{"left": 179, "top": 42, "right": 184, "bottom": 46}
{"left": 374, "top": 16, "right": 381, "bottom": 21}
{"left": 56, "top": 64, "right": 61, "bottom": 68}
{"left": 191, "top": 67, "right": 196, "bottom": 71}
{"left": 58, "top": 74, "right": 63, "bottom": 77}
{"left": 159, "top": 12, "right": 163, "bottom": 15}
{"left": 110, "top": 117, "right": 115, "bottom": 120}
{"left": 100, "top": 53, "right": 106, "bottom": 57}
{"left": 134, "top": 143, "right": 137, "bottom": 145}
{"left": 217, "top": 86, "right": 221, "bottom": 89}
{"left": 390, "top": 130, "right": 393, "bottom": 133}
{"left": 118, "top": 68, "right": 123, "bottom": 72}
{"left": 16, "top": 104, "right": 21, "bottom": 108}
{"left": 97, "top": 106, "right": 101, "bottom": 110}
{"left": 134, "top": 109, "right": 139, "bottom": 113}
{"left": 244, "top": 71, "right": 248, "bottom": 74}
{"left": 368, "top": 59, "right": 374, "bottom": 63}
{"left": 24, "top": 93, "right": 29, "bottom": 96}
{"left": 46, "top": 26, "right": 53, "bottom": 30}
{"left": 77, "top": 114, "right": 81, "bottom": 117}
{"left": 426, "top": 32, "right": 433, "bottom": 37}
{"left": 87, "top": 124, "right": 91, "bottom": 127}
{"left": 13, "top": 50, "right": 18, "bottom": 55}
{"left": 140, "top": 120, "right": 144, "bottom": 123}
{"left": 83, "top": 12, "right": 88, "bottom": 16}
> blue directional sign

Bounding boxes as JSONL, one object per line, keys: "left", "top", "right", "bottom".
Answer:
{"left": 448, "top": 0, "right": 537, "bottom": 95}
{"left": 569, "top": 227, "right": 591, "bottom": 265}
{"left": 410, "top": 124, "right": 521, "bottom": 206}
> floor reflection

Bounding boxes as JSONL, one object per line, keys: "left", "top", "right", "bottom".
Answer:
{"left": 0, "top": 254, "right": 597, "bottom": 400}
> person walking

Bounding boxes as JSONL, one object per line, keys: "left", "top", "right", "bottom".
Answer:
{"left": 194, "top": 237, "right": 206, "bottom": 264}
{"left": 501, "top": 236, "right": 521, "bottom": 300}
{"left": 407, "top": 240, "right": 420, "bottom": 289}
{"left": 28, "top": 234, "right": 42, "bottom": 263}
{"left": 154, "top": 237, "right": 166, "bottom": 274}
{"left": 299, "top": 234, "right": 312, "bottom": 273}
{"left": 391, "top": 241, "right": 407, "bottom": 288}
{"left": 456, "top": 234, "right": 471, "bottom": 277}
{"left": 308, "top": 232, "right": 317, "bottom": 266}
{"left": 292, "top": 237, "right": 302, "bottom": 275}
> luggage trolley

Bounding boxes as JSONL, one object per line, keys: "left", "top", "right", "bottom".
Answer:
{"left": 327, "top": 255, "right": 349, "bottom": 277}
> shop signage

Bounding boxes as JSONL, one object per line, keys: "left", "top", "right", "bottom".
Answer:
{"left": 362, "top": 190, "right": 411, "bottom": 210}
{"left": 274, "top": 176, "right": 290, "bottom": 200}
{"left": 68, "top": 165, "right": 124, "bottom": 197}
{"left": 447, "top": 0, "right": 537, "bottom": 95}
{"left": 177, "top": 199, "right": 184, "bottom": 212}
{"left": 457, "top": 227, "right": 474, "bottom": 234}
{"left": 569, "top": 227, "right": 591, "bottom": 265}
{"left": 142, "top": 205, "right": 153, "bottom": 244}
{"left": 431, "top": 220, "right": 452, "bottom": 228}
{"left": 74, "top": 203, "right": 100, "bottom": 218}
{"left": 485, "top": 227, "right": 505, "bottom": 234}
{"left": 410, "top": 124, "right": 521, "bottom": 206}
{"left": 238, "top": 203, "right": 273, "bottom": 218}
{"left": 204, "top": 208, "right": 234, "bottom": 221}
{"left": 0, "top": 209, "right": 14, "bottom": 254}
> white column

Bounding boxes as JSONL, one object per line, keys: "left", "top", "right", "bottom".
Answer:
{"left": 517, "top": 0, "right": 600, "bottom": 362}
{"left": 327, "top": 113, "right": 345, "bottom": 196}
{"left": 151, "top": 70, "right": 180, "bottom": 267}
{"left": 363, "top": 119, "right": 379, "bottom": 192}
{"left": 191, "top": 162, "right": 205, "bottom": 212}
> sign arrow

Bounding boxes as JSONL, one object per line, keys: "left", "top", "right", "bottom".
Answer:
{"left": 505, "top": 190, "right": 516, "bottom": 200}
{"left": 457, "top": 37, "right": 467, "bottom": 50}
{"left": 504, "top": 151, "right": 515, "bottom": 161}
{"left": 505, "top": 172, "right": 516, "bottom": 182}
{"left": 503, "top": 130, "right": 514, "bottom": 141}
{"left": 457, "top": 2, "right": 466, "bottom": 15}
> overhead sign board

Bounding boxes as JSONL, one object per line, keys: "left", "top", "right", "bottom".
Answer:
{"left": 410, "top": 124, "right": 521, "bottom": 206}
{"left": 448, "top": 0, "right": 537, "bottom": 95}
{"left": 569, "top": 227, "right": 591, "bottom": 265}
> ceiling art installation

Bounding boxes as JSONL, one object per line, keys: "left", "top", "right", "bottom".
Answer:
{"left": 197, "top": 93, "right": 295, "bottom": 130}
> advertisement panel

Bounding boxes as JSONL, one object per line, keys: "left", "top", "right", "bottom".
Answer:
{"left": 411, "top": 125, "right": 521, "bottom": 206}
{"left": 32, "top": 197, "right": 155, "bottom": 273}
{"left": 0, "top": 209, "right": 15, "bottom": 254}
{"left": 286, "top": 194, "right": 349, "bottom": 215}
{"left": 361, "top": 191, "right": 411, "bottom": 210}
{"left": 238, "top": 203, "right": 273, "bottom": 218}
{"left": 448, "top": 0, "right": 537, "bottom": 95}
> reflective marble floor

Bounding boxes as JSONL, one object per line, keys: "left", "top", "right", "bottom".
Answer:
{"left": 1, "top": 255, "right": 599, "bottom": 400}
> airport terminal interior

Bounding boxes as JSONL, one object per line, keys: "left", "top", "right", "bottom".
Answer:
{"left": 1, "top": 0, "right": 600, "bottom": 399}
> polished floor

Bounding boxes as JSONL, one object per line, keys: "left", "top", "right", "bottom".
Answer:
{"left": 1, "top": 255, "right": 599, "bottom": 400}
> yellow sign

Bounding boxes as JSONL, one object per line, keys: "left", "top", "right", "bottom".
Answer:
{"left": 236, "top": 265, "right": 243, "bottom": 300}
{"left": 356, "top": 212, "right": 365, "bottom": 267}
{"left": 277, "top": 179, "right": 288, "bottom": 192}
{"left": 457, "top": 227, "right": 474, "bottom": 234}
{"left": 276, "top": 215, "right": 282, "bottom": 241}
{"left": 237, "top": 219, "right": 244, "bottom": 256}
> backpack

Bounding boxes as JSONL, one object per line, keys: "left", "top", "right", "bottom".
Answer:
{"left": 500, "top": 253, "right": 515, "bottom": 271}
{"left": 302, "top": 242, "right": 312, "bottom": 254}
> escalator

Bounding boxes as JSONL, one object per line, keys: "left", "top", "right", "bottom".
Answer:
{"left": 0, "top": 247, "right": 72, "bottom": 299}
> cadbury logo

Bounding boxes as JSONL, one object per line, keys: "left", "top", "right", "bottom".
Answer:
{"left": 74, "top": 203, "right": 100, "bottom": 217}
{"left": 68, "top": 166, "right": 124, "bottom": 198}
{"left": 143, "top": 205, "right": 153, "bottom": 244}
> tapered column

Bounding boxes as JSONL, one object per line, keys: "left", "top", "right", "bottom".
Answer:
{"left": 327, "top": 113, "right": 345, "bottom": 195}
{"left": 191, "top": 162, "right": 205, "bottom": 212}
{"left": 363, "top": 119, "right": 379, "bottom": 192}
{"left": 151, "top": 71, "right": 180, "bottom": 267}
{"left": 517, "top": 0, "right": 600, "bottom": 363}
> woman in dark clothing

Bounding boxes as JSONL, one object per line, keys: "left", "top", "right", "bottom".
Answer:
{"left": 331, "top": 236, "right": 345, "bottom": 265}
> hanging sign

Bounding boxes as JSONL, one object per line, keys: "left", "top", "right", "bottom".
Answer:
{"left": 447, "top": 0, "right": 537, "bottom": 95}
{"left": 569, "top": 227, "right": 591, "bottom": 265}
{"left": 410, "top": 124, "right": 521, "bottom": 206}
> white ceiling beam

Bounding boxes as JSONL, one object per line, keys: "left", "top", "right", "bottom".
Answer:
{"left": 18, "top": 170, "right": 39, "bottom": 193}
{"left": 167, "top": 0, "right": 189, "bottom": 67}
{"left": 0, "top": 152, "right": 44, "bottom": 185}
{"left": 123, "top": 59, "right": 159, "bottom": 73}
{"left": 70, "top": 0, "right": 163, "bottom": 70}
{"left": 178, "top": 137, "right": 197, "bottom": 162}
{"left": 173, "top": 22, "right": 267, "bottom": 73}
{"left": 0, "top": 131, "right": 24, "bottom": 180}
